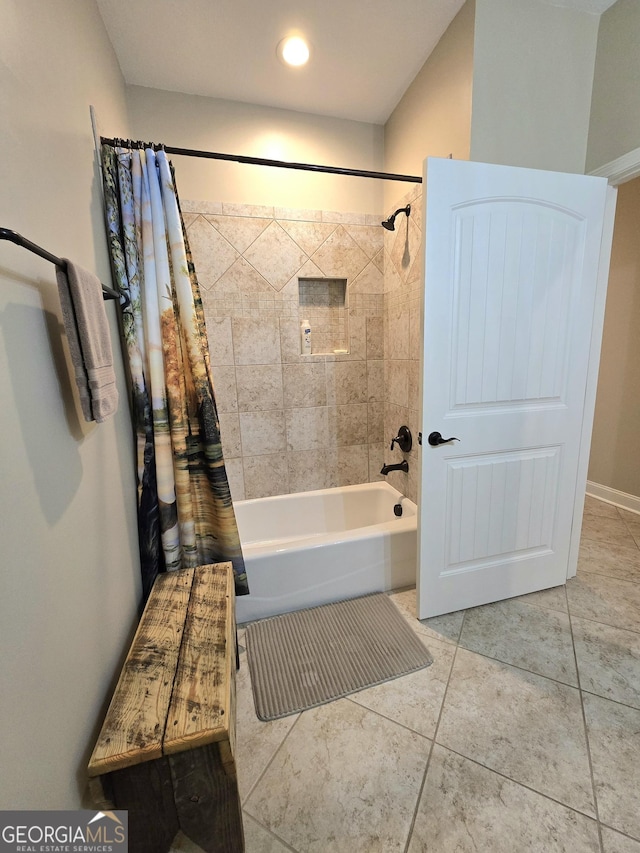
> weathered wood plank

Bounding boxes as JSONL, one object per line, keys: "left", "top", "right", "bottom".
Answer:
{"left": 88, "top": 569, "right": 194, "bottom": 776}
{"left": 110, "top": 756, "right": 180, "bottom": 853}
{"left": 169, "top": 742, "right": 244, "bottom": 853}
{"left": 164, "top": 564, "right": 235, "bottom": 755}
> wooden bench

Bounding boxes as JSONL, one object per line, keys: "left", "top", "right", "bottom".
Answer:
{"left": 88, "top": 562, "right": 244, "bottom": 853}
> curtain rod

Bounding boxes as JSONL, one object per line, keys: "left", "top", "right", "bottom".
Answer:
{"left": 0, "top": 228, "right": 122, "bottom": 303}
{"left": 100, "top": 136, "right": 423, "bottom": 184}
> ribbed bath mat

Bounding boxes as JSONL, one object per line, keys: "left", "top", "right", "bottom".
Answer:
{"left": 245, "top": 593, "right": 433, "bottom": 721}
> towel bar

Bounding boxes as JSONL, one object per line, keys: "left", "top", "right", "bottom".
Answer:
{"left": 1, "top": 227, "right": 125, "bottom": 305}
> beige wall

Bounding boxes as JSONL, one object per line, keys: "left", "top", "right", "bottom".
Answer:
{"left": 586, "top": 0, "right": 640, "bottom": 173}
{"left": 126, "top": 86, "right": 385, "bottom": 214}
{"left": 470, "top": 0, "right": 599, "bottom": 174}
{"left": 0, "top": 0, "right": 140, "bottom": 808}
{"left": 383, "top": 0, "right": 474, "bottom": 212}
{"left": 588, "top": 177, "right": 640, "bottom": 497}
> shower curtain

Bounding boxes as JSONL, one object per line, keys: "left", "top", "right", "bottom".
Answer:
{"left": 101, "top": 142, "right": 248, "bottom": 602}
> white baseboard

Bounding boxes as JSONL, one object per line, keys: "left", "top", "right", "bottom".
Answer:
{"left": 586, "top": 480, "right": 640, "bottom": 515}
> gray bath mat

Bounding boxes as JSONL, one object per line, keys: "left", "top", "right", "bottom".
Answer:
{"left": 245, "top": 593, "right": 433, "bottom": 721}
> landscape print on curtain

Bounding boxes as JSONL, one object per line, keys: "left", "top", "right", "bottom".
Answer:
{"left": 101, "top": 143, "right": 248, "bottom": 601}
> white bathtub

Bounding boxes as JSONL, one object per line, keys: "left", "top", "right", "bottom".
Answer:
{"left": 234, "top": 481, "right": 417, "bottom": 623}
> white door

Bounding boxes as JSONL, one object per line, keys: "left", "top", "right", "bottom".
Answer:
{"left": 417, "top": 158, "right": 616, "bottom": 619}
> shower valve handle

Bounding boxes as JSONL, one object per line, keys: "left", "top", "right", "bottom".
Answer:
{"left": 390, "top": 425, "right": 412, "bottom": 453}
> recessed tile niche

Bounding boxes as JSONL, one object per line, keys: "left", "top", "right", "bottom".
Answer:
{"left": 298, "top": 278, "right": 348, "bottom": 354}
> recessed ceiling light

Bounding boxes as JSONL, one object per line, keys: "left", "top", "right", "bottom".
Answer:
{"left": 277, "top": 35, "right": 310, "bottom": 68}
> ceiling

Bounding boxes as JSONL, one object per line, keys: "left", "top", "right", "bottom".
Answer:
{"left": 97, "top": 0, "right": 619, "bottom": 126}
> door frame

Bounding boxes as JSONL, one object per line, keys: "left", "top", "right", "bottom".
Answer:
{"left": 589, "top": 143, "right": 640, "bottom": 186}
{"left": 567, "top": 148, "right": 640, "bottom": 578}
{"left": 567, "top": 183, "right": 617, "bottom": 578}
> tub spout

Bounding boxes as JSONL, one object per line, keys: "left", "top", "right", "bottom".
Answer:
{"left": 380, "top": 460, "right": 409, "bottom": 475}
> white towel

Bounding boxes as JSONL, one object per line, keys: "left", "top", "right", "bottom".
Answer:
{"left": 56, "top": 260, "right": 118, "bottom": 423}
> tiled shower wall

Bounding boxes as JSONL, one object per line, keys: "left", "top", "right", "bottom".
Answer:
{"left": 183, "top": 201, "right": 386, "bottom": 501}
{"left": 382, "top": 184, "right": 424, "bottom": 503}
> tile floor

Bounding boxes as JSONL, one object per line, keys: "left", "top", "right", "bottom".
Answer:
{"left": 233, "top": 495, "right": 640, "bottom": 852}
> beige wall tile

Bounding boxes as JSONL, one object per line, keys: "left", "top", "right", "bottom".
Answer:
{"left": 204, "top": 214, "right": 271, "bottom": 253}
{"left": 224, "top": 457, "right": 245, "bottom": 503}
{"left": 222, "top": 202, "right": 274, "bottom": 218}
{"left": 367, "top": 317, "right": 384, "bottom": 359}
{"left": 409, "top": 303, "right": 422, "bottom": 361}
{"left": 332, "top": 314, "right": 366, "bottom": 361}
{"left": 326, "top": 361, "right": 367, "bottom": 406}
{"left": 328, "top": 445, "right": 369, "bottom": 488}
{"left": 232, "top": 316, "right": 280, "bottom": 364}
{"left": 275, "top": 207, "right": 323, "bottom": 222}
{"left": 311, "top": 225, "right": 369, "bottom": 280}
{"left": 279, "top": 220, "right": 336, "bottom": 256}
{"left": 368, "top": 442, "right": 386, "bottom": 483}
{"left": 285, "top": 407, "right": 329, "bottom": 452}
{"left": 386, "top": 360, "right": 409, "bottom": 408}
{"left": 368, "top": 402, "right": 384, "bottom": 444}
{"left": 219, "top": 412, "right": 242, "bottom": 458}
{"left": 350, "top": 261, "right": 385, "bottom": 295}
{"left": 287, "top": 450, "right": 329, "bottom": 493}
{"left": 243, "top": 453, "right": 288, "bottom": 499}
{"left": 236, "top": 364, "right": 284, "bottom": 412}
{"left": 385, "top": 254, "right": 404, "bottom": 294}
{"left": 206, "top": 316, "right": 235, "bottom": 365}
{"left": 244, "top": 221, "right": 308, "bottom": 291}
{"left": 408, "top": 359, "right": 421, "bottom": 412}
{"left": 239, "top": 410, "right": 286, "bottom": 456}
{"left": 188, "top": 215, "right": 239, "bottom": 289}
{"left": 283, "top": 363, "right": 327, "bottom": 408}
{"left": 321, "top": 210, "right": 367, "bottom": 225}
{"left": 211, "top": 257, "right": 273, "bottom": 295}
{"left": 329, "top": 403, "right": 369, "bottom": 447}
{"left": 389, "top": 308, "right": 411, "bottom": 360}
{"left": 367, "top": 360, "right": 385, "bottom": 403}
{"left": 182, "top": 200, "right": 223, "bottom": 216}
{"left": 280, "top": 318, "right": 327, "bottom": 365}
{"left": 183, "top": 201, "right": 404, "bottom": 498}
{"left": 211, "top": 364, "right": 238, "bottom": 413}
{"left": 344, "top": 225, "right": 384, "bottom": 261}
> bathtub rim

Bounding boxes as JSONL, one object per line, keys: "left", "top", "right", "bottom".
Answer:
{"left": 234, "top": 481, "right": 417, "bottom": 559}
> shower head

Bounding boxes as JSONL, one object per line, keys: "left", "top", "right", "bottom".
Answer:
{"left": 381, "top": 204, "right": 411, "bottom": 231}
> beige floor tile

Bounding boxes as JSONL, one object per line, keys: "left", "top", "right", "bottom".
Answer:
{"left": 235, "top": 648, "right": 299, "bottom": 802}
{"left": 244, "top": 698, "right": 430, "bottom": 853}
{"left": 243, "top": 814, "right": 295, "bottom": 853}
{"left": 408, "top": 745, "right": 600, "bottom": 853}
{"left": 459, "top": 599, "right": 578, "bottom": 685}
{"left": 436, "top": 649, "right": 595, "bottom": 816}
{"left": 512, "top": 583, "right": 569, "bottom": 613}
{"left": 349, "top": 636, "right": 455, "bottom": 738}
{"left": 581, "top": 514, "right": 638, "bottom": 549}
{"left": 601, "top": 827, "right": 640, "bottom": 852}
{"left": 388, "top": 588, "right": 465, "bottom": 644}
{"left": 168, "top": 831, "right": 206, "bottom": 853}
{"left": 583, "top": 496, "right": 621, "bottom": 518}
{"left": 578, "top": 538, "right": 640, "bottom": 583}
{"left": 567, "top": 572, "right": 640, "bottom": 633}
{"left": 509, "top": 585, "right": 567, "bottom": 613}
{"left": 583, "top": 693, "right": 640, "bottom": 840}
{"left": 573, "top": 616, "right": 640, "bottom": 709}
{"left": 619, "top": 511, "right": 640, "bottom": 549}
